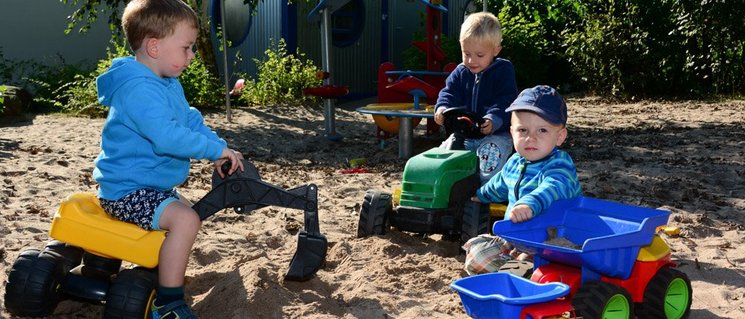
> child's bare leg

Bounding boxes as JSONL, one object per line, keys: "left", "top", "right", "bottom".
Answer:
{"left": 157, "top": 201, "right": 201, "bottom": 287}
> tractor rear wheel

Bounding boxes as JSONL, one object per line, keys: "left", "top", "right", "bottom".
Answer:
{"left": 4, "top": 249, "right": 65, "bottom": 317}
{"left": 357, "top": 190, "right": 392, "bottom": 237}
{"left": 573, "top": 281, "right": 634, "bottom": 319}
{"left": 104, "top": 267, "right": 158, "bottom": 319}
{"left": 636, "top": 267, "right": 692, "bottom": 319}
{"left": 460, "top": 202, "right": 490, "bottom": 244}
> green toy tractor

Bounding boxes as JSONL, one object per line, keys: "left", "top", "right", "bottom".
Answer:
{"left": 357, "top": 108, "right": 498, "bottom": 244}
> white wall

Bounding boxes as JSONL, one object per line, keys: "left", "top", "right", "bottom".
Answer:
{"left": 0, "top": 0, "right": 114, "bottom": 68}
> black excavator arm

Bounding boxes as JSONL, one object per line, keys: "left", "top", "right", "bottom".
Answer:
{"left": 191, "top": 160, "right": 326, "bottom": 281}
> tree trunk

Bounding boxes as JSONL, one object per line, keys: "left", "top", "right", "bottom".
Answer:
{"left": 187, "top": 0, "right": 220, "bottom": 79}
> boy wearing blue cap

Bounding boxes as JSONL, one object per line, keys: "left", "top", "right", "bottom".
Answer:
{"left": 474, "top": 85, "right": 582, "bottom": 223}
{"left": 463, "top": 85, "right": 582, "bottom": 274}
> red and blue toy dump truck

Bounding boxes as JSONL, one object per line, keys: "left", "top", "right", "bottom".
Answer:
{"left": 451, "top": 197, "right": 692, "bottom": 319}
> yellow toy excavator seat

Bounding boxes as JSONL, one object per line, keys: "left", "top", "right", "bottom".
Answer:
{"left": 49, "top": 192, "right": 166, "bottom": 268}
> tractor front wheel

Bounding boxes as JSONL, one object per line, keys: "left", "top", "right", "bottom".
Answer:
{"left": 573, "top": 281, "right": 634, "bottom": 319}
{"left": 636, "top": 267, "right": 692, "bottom": 319}
{"left": 357, "top": 190, "right": 392, "bottom": 237}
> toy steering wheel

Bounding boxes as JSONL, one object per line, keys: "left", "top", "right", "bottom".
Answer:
{"left": 442, "top": 107, "right": 485, "bottom": 140}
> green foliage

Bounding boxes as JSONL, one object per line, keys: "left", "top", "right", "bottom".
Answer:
{"left": 562, "top": 0, "right": 677, "bottom": 97}
{"left": 402, "top": 33, "right": 461, "bottom": 71}
{"left": 667, "top": 0, "right": 745, "bottom": 95}
{"left": 179, "top": 54, "right": 225, "bottom": 108}
{"left": 495, "top": 0, "right": 583, "bottom": 89}
{"left": 25, "top": 39, "right": 224, "bottom": 117}
{"left": 0, "top": 85, "right": 6, "bottom": 113}
{"left": 0, "top": 48, "right": 93, "bottom": 113}
{"left": 47, "top": 41, "right": 130, "bottom": 117}
{"left": 239, "top": 39, "right": 321, "bottom": 107}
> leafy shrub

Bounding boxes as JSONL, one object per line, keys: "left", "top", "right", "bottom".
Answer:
{"left": 179, "top": 52, "right": 224, "bottom": 108}
{"left": 0, "top": 85, "right": 5, "bottom": 113}
{"left": 52, "top": 40, "right": 224, "bottom": 117}
{"left": 239, "top": 38, "right": 321, "bottom": 107}
{"left": 402, "top": 32, "right": 462, "bottom": 71}
{"left": 50, "top": 41, "right": 130, "bottom": 117}
{"left": 562, "top": 0, "right": 680, "bottom": 97}
{"left": 667, "top": 0, "right": 745, "bottom": 95}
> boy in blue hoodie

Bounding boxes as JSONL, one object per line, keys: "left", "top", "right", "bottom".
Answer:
{"left": 434, "top": 12, "right": 518, "bottom": 183}
{"left": 464, "top": 85, "right": 582, "bottom": 275}
{"left": 93, "top": 0, "right": 243, "bottom": 318}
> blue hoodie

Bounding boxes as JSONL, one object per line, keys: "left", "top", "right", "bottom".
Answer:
{"left": 93, "top": 57, "right": 226, "bottom": 200}
{"left": 435, "top": 58, "right": 517, "bottom": 135}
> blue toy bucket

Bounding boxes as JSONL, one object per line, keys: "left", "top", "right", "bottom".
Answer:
{"left": 451, "top": 272, "right": 570, "bottom": 319}
{"left": 492, "top": 197, "right": 670, "bottom": 281}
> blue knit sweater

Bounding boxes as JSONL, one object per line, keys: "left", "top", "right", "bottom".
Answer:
{"left": 475, "top": 148, "right": 582, "bottom": 219}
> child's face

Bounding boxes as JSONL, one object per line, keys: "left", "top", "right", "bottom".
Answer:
{"left": 510, "top": 111, "right": 567, "bottom": 162}
{"left": 460, "top": 39, "right": 500, "bottom": 74}
{"left": 151, "top": 22, "right": 197, "bottom": 78}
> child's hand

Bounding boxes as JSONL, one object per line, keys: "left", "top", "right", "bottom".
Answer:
{"left": 434, "top": 108, "right": 445, "bottom": 125}
{"left": 480, "top": 119, "right": 493, "bottom": 135}
{"left": 509, "top": 204, "right": 533, "bottom": 223}
{"left": 470, "top": 196, "right": 481, "bottom": 203}
{"left": 216, "top": 148, "right": 245, "bottom": 178}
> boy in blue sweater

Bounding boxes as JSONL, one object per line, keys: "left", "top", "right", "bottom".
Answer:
{"left": 93, "top": 0, "right": 243, "bottom": 318}
{"left": 434, "top": 12, "right": 518, "bottom": 183}
{"left": 464, "top": 85, "right": 582, "bottom": 274}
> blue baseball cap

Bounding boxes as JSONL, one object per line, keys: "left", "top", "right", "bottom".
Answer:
{"left": 505, "top": 85, "right": 567, "bottom": 125}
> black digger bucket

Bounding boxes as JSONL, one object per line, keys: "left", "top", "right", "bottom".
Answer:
{"left": 192, "top": 160, "right": 327, "bottom": 281}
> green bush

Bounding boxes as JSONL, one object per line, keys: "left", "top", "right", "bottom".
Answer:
{"left": 239, "top": 38, "right": 321, "bottom": 107}
{"left": 52, "top": 40, "right": 224, "bottom": 117}
{"left": 0, "top": 85, "right": 6, "bottom": 113}
{"left": 179, "top": 52, "right": 225, "bottom": 108}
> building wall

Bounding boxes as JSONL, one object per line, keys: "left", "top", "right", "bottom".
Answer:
{"left": 0, "top": 0, "right": 113, "bottom": 69}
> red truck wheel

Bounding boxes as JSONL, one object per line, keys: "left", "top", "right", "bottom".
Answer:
{"left": 572, "top": 281, "right": 634, "bottom": 319}
{"left": 636, "top": 267, "right": 692, "bottom": 319}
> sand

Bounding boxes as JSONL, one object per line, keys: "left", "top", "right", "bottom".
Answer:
{"left": 1, "top": 97, "right": 744, "bottom": 318}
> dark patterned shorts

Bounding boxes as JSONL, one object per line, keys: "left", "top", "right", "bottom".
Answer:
{"left": 99, "top": 188, "right": 180, "bottom": 231}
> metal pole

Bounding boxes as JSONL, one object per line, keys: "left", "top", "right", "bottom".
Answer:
{"left": 319, "top": 8, "right": 341, "bottom": 141}
{"left": 483, "top": 0, "right": 487, "bottom": 12}
{"left": 220, "top": 0, "right": 232, "bottom": 122}
{"left": 399, "top": 118, "right": 413, "bottom": 159}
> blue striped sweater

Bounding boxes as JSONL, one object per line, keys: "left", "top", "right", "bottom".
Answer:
{"left": 475, "top": 148, "right": 582, "bottom": 220}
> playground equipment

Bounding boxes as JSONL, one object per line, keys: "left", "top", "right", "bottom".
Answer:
{"left": 451, "top": 197, "right": 693, "bottom": 319}
{"left": 356, "top": 0, "right": 456, "bottom": 159}
{"left": 303, "top": 0, "right": 352, "bottom": 141}
{"left": 357, "top": 109, "right": 497, "bottom": 245}
{"left": 4, "top": 160, "right": 327, "bottom": 318}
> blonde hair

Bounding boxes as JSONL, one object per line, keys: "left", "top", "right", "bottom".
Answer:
{"left": 459, "top": 12, "right": 502, "bottom": 49}
{"left": 121, "top": 0, "right": 198, "bottom": 51}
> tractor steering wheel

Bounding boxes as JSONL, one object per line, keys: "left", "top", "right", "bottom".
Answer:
{"left": 442, "top": 107, "right": 485, "bottom": 140}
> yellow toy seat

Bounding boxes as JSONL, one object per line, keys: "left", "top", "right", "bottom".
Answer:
{"left": 49, "top": 193, "right": 166, "bottom": 268}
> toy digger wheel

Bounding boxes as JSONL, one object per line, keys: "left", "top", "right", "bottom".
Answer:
{"left": 4, "top": 249, "right": 65, "bottom": 317}
{"left": 357, "top": 190, "right": 392, "bottom": 237}
{"left": 43, "top": 240, "right": 84, "bottom": 274}
{"left": 572, "top": 281, "right": 634, "bottom": 319}
{"left": 104, "top": 267, "right": 158, "bottom": 319}
{"left": 460, "top": 202, "right": 490, "bottom": 244}
{"left": 636, "top": 268, "right": 692, "bottom": 319}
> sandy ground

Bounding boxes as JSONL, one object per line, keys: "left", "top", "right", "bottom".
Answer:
{"left": 1, "top": 97, "right": 744, "bottom": 318}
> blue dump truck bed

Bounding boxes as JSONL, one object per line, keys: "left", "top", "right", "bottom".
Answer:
{"left": 492, "top": 197, "right": 670, "bottom": 280}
